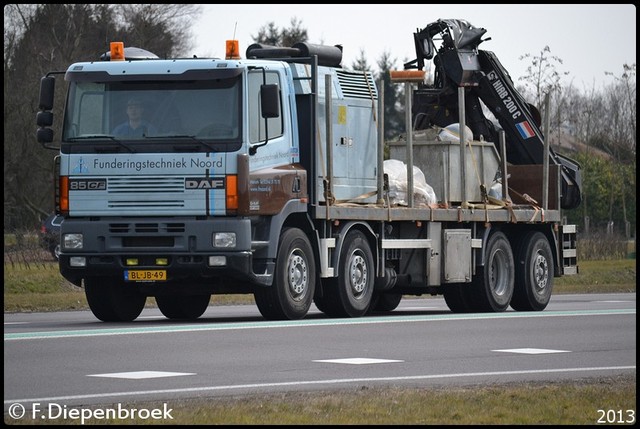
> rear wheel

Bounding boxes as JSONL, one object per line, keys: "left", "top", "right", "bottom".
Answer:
{"left": 313, "top": 281, "right": 333, "bottom": 315}
{"left": 316, "top": 230, "right": 374, "bottom": 318}
{"left": 254, "top": 228, "right": 315, "bottom": 320}
{"left": 156, "top": 294, "right": 211, "bottom": 320}
{"left": 511, "top": 231, "right": 554, "bottom": 311}
{"left": 84, "top": 278, "right": 146, "bottom": 322}
{"left": 443, "top": 283, "right": 474, "bottom": 313}
{"left": 471, "top": 231, "right": 514, "bottom": 312}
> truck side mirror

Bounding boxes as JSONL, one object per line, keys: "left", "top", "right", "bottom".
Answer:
{"left": 37, "top": 76, "right": 57, "bottom": 147}
{"left": 37, "top": 111, "right": 53, "bottom": 127}
{"left": 37, "top": 127, "right": 54, "bottom": 144}
{"left": 260, "top": 84, "right": 280, "bottom": 118}
{"left": 39, "top": 76, "right": 55, "bottom": 111}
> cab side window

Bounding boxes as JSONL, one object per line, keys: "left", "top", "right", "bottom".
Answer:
{"left": 248, "top": 71, "right": 283, "bottom": 144}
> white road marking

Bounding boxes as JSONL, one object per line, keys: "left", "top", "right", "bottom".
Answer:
{"left": 493, "top": 348, "right": 570, "bottom": 354}
{"left": 87, "top": 371, "right": 195, "bottom": 379}
{"left": 313, "top": 358, "right": 403, "bottom": 365}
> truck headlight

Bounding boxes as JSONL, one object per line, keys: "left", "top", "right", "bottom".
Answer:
{"left": 63, "top": 233, "right": 83, "bottom": 250}
{"left": 213, "top": 232, "right": 236, "bottom": 248}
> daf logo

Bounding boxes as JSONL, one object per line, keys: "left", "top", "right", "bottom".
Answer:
{"left": 185, "top": 177, "right": 225, "bottom": 189}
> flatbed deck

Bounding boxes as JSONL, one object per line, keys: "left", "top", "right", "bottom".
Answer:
{"left": 313, "top": 203, "right": 561, "bottom": 223}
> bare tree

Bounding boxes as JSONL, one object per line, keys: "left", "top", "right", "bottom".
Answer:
{"left": 563, "top": 82, "right": 602, "bottom": 231}
{"left": 601, "top": 65, "right": 636, "bottom": 233}
{"left": 518, "top": 46, "right": 572, "bottom": 155}
{"left": 518, "top": 45, "right": 569, "bottom": 109}
{"left": 115, "top": 4, "right": 202, "bottom": 57}
{"left": 3, "top": 4, "right": 202, "bottom": 230}
{"left": 605, "top": 63, "right": 637, "bottom": 158}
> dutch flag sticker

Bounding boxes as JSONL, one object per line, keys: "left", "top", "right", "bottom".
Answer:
{"left": 515, "top": 121, "right": 536, "bottom": 139}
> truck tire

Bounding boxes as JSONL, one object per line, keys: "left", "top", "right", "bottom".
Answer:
{"left": 471, "top": 231, "right": 514, "bottom": 312}
{"left": 84, "top": 278, "right": 146, "bottom": 322}
{"left": 156, "top": 294, "right": 211, "bottom": 320}
{"left": 49, "top": 242, "right": 60, "bottom": 260}
{"left": 254, "top": 227, "right": 315, "bottom": 320}
{"left": 370, "top": 292, "right": 402, "bottom": 312}
{"left": 318, "top": 230, "right": 374, "bottom": 318}
{"left": 511, "top": 231, "right": 554, "bottom": 311}
{"left": 443, "top": 283, "right": 474, "bottom": 313}
{"left": 313, "top": 284, "right": 333, "bottom": 315}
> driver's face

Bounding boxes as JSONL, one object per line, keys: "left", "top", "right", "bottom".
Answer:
{"left": 127, "top": 103, "right": 143, "bottom": 119}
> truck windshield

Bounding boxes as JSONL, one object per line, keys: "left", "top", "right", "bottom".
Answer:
{"left": 62, "top": 77, "right": 242, "bottom": 144}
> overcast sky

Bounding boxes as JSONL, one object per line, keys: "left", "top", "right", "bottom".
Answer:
{"left": 191, "top": 4, "right": 636, "bottom": 89}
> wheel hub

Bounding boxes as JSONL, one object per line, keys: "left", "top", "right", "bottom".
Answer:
{"left": 534, "top": 253, "right": 549, "bottom": 290}
{"left": 288, "top": 253, "right": 307, "bottom": 297}
{"left": 350, "top": 255, "right": 367, "bottom": 294}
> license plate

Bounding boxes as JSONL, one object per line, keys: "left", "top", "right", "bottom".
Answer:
{"left": 125, "top": 270, "right": 167, "bottom": 282}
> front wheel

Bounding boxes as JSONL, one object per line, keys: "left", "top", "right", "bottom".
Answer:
{"left": 511, "top": 231, "right": 554, "bottom": 311}
{"left": 370, "top": 292, "right": 402, "bottom": 313}
{"left": 254, "top": 228, "right": 316, "bottom": 320}
{"left": 50, "top": 243, "right": 61, "bottom": 260}
{"left": 84, "top": 278, "right": 146, "bottom": 322}
{"left": 156, "top": 294, "right": 211, "bottom": 320}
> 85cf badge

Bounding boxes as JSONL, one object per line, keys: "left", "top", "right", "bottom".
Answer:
{"left": 69, "top": 178, "right": 106, "bottom": 191}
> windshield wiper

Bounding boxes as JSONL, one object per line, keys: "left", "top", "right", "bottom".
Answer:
{"left": 67, "top": 135, "right": 136, "bottom": 153}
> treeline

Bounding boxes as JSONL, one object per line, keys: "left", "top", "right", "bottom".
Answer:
{"left": 3, "top": 5, "right": 636, "bottom": 240}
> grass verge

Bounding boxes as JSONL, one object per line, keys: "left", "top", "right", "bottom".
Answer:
{"left": 5, "top": 375, "right": 636, "bottom": 425}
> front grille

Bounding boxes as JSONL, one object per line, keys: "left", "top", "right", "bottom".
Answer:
{"left": 109, "top": 222, "right": 186, "bottom": 234}
{"left": 107, "top": 177, "right": 186, "bottom": 210}
{"left": 108, "top": 177, "right": 184, "bottom": 193}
